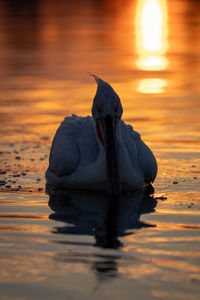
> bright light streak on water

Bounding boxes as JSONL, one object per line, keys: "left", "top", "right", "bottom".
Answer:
{"left": 137, "top": 78, "right": 167, "bottom": 93}
{"left": 135, "top": 0, "right": 168, "bottom": 72}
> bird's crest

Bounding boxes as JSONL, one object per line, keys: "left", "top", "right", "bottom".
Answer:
{"left": 88, "top": 72, "right": 103, "bottom": 85}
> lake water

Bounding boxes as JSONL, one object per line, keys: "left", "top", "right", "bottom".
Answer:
{"left": 0, "top": 0, "right": 200, "bottom": 299}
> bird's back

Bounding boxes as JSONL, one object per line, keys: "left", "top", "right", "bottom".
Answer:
{"left": 46, "top": 115, "right": 157, "bottom": 190}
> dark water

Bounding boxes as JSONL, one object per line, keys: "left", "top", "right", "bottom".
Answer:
{"left": 0, "top": 0, "right": 200, "bottom": 299}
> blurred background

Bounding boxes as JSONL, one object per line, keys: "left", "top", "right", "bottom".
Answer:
{"left": 0, "top": 0, "right": 200, "bottom": 191}
{"left": 0, "top": 2, "right": 200, "bottom": 299}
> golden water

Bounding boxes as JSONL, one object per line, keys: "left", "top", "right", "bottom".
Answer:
{"left": 0, "top": 0, "right": 199, "bottom": 299}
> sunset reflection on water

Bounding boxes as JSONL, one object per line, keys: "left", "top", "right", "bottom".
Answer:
{"left": 135, "top": 0, "right": 168, "bottom": 93}
{"left": 136, "top": 0, "right": 168, "bottom": 71}
{"left": 0, "top": 0, "right": 200, "bottom": 299}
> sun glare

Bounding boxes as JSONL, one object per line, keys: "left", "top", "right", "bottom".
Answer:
{"left": 137, "top": 78, "right": 167, "bottom": 93}
{"left": 136, "top": 0, "right": 168, "bottom": 71}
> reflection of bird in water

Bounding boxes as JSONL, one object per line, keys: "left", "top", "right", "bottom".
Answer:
{"left": 47, "top": 186, "right": 157, "bottom": 284}
{"left": 46, "top": 75, "right": 157, "bottom": 195}
{"left": 47, "top": 185, "right": 157, "bottom": 248}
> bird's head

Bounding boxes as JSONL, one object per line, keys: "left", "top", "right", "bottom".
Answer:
{"left": 91, "top": 75, "right": 123, "bottom": 121}
{"left": 90, "top": 74, "right": 122, "bottom": 198}
{"left": 91, "top": 74, "right": 123, "bottom": 148}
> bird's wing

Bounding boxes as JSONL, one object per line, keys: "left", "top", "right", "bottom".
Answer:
{"left": 48, "top": 115, "right": 81, "bottom": 176}
{"left": 120, "top": 120, "right": 157, "bottom": 184}
{"left": 135, "top": 139, "right": 157, "bottom": 183}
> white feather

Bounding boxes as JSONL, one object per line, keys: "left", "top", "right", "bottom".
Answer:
{"left": 46, "top": 76, "right": 157, "bottom": 190}
{"left": 46, "top": 116, "right": 157, "bottom": 190}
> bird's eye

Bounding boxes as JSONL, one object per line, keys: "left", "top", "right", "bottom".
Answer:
{"left": 97, "top": 107, "right": 101, "bottom": 113}
{"left": 114, "top": 106, "right": 118, "bottom": 113}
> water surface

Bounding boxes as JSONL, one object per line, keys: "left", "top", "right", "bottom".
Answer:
{"left": 0, "top": 0, "right": 200, "bottom": 299}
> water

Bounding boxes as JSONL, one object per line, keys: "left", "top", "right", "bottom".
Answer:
{"left": 0, "top": 0, "right": 200, "bottom": 299}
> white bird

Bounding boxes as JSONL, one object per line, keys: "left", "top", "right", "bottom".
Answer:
{"left": 46, "top": 75, "right": 157, "bottom": 194}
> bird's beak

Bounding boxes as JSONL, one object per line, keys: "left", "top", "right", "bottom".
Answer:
{"left": 97, "top": 116, "right": 121, "bottom": 197}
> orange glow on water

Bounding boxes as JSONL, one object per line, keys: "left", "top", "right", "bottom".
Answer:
{"left": 0, "top": 2, "right": 199, "bottom": 299}
{"left": 137, "top": 78, "right": 166, "bottom": 93}
{"left": 136, "top": 0, "right": 168, "bottom": 71}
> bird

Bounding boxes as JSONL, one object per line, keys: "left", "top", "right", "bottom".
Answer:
{"left": 45, "top": 75, "right": 157, "bottom": 195}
